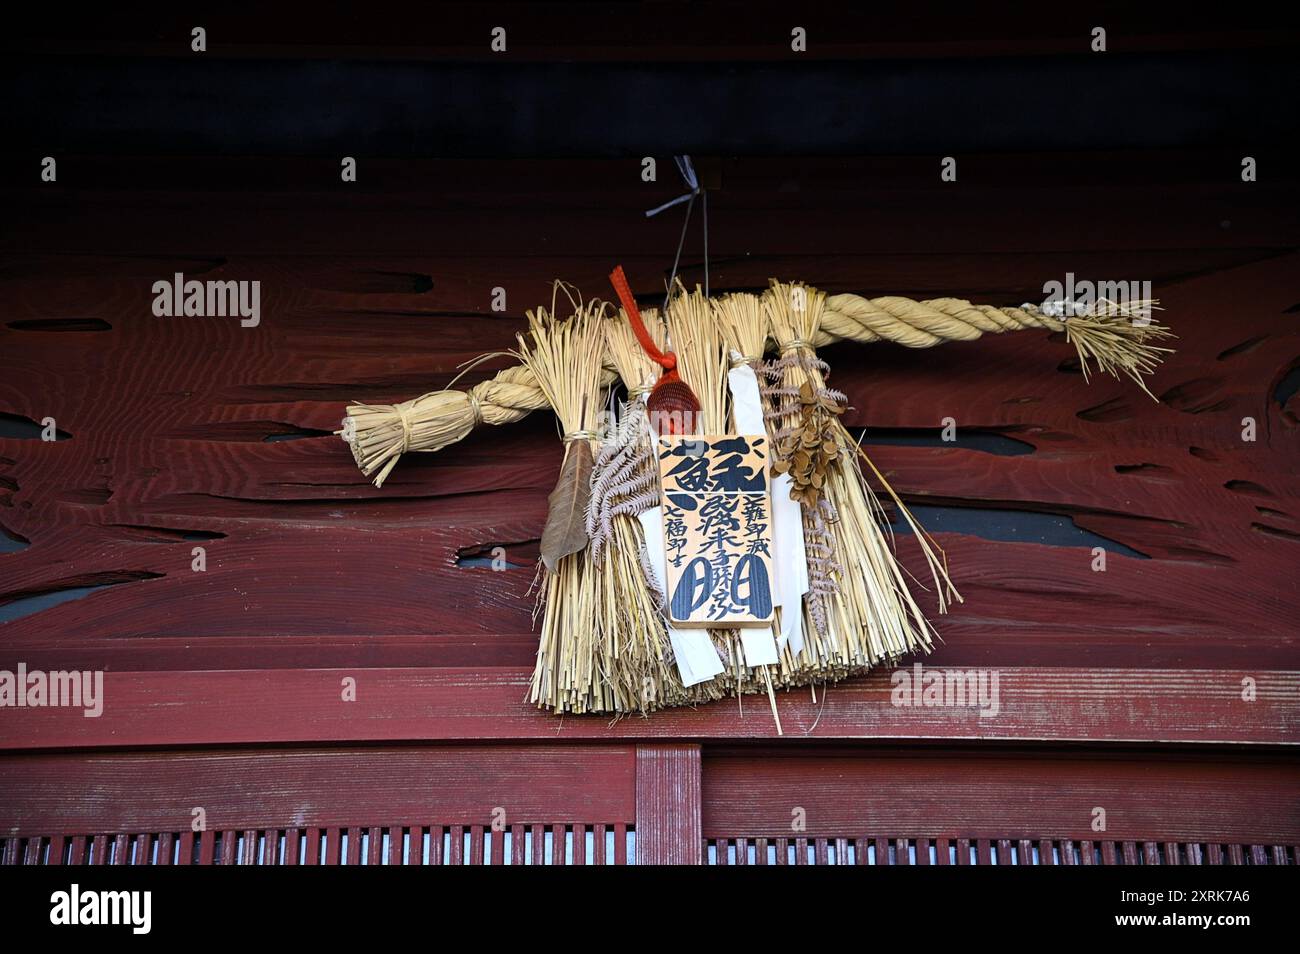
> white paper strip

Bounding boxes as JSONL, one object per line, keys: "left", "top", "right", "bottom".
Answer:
{"left": 772, "top": 473, "right": 808, "bottom": 654}
{"left": 638, "top": 506, "right": 725, "bottom": 686}
{"left": 739, "top": 627, "right": 780, "bottom": 666}
{"left": 727, "top": 361, "right": 767, "bottom": 434}
{"left": 726, "top": 360, "right": 809, "bottom": 655}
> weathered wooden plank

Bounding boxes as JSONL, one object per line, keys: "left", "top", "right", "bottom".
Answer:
{"left": 0, "top": 745, "right": 636, "bottom": 836}
{"left": 635, "top": 744, "right": 701, "bottom": 865}
{"left": 700, "top": 751, "right": 1300, "bottom": 843}
{"left": 2, "top": 667, "right": 1292, "bottom": 749}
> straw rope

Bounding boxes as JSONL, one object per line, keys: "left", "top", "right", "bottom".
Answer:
{"left": 342, "top": 291, "right": 1170, "bottom": 485}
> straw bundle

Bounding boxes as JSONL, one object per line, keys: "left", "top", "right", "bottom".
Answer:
{"left": 512, "top": 299, "right": 611, "bottom": 714}
{"left": 587, "top": 307, "right": 691, "bottom": 712}
{"left": 764, "top": 280, "right": 959, "bottom": 675}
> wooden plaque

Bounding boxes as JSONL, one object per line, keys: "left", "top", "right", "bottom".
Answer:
{"left": 657, "top": 434, "right": 775, "bottom": 627}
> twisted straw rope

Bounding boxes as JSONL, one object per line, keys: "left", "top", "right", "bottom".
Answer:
{"left": 343, "top": 292, "right": 1158, "bottom": 486}
{"left": 817, "top": 295, "right": 1047, "bottom": 349}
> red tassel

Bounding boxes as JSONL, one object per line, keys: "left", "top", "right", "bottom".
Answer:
{"left": 609, "top": 266, "right": 702, "bottom": 434}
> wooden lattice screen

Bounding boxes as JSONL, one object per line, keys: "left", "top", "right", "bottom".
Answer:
{"left": 3, "top": 745, "right": 1296, "bottom": 865}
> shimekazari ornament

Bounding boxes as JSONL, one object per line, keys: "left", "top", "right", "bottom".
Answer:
{"left": 339, "top": 276, "right": 1172, "bottom": 721}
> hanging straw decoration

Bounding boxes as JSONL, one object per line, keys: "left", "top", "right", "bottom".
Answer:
{"left": 337, "top": 277, "right": 1172, "bottom": 723}
{"left": 512, "top": 297, "right": 611, "bottom": 714}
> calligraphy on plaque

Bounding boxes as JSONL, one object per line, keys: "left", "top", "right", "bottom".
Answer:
{"left": 657, "top": 434, "right": 775, "bottom": 627}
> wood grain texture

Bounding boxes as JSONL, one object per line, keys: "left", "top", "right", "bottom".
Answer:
{"left": 635, "top": 744, "right": 702, "bottom": 865}
{"left": 2, "top": 666, "right": 1290, "bottom": 750}
{"left": 0, "top": 745, "right": 636, "bottom": 837}
{"left": 0, "top": 152, "right": 1296, "bottom": 749}
{"left": 701, "top": 749, "right": 1300, "bottom": 843}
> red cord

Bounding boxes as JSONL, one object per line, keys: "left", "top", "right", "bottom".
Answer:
{"left": 609, "top": 266, "right": 676, "bottom": 372}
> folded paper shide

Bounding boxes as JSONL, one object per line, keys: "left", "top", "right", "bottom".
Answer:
{"left": 340, "top": 274, "right": 1171, "bottom": 728}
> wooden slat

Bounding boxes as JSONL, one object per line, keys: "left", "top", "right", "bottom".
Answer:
{"left": 1061, "top": 840, "right": 1077, "bottom": 865}
{"left": 957, "top": 838, "right": 973, "bottom": 866}
{"left": 489, "top": 825, "right": 504, "bottom": 866}
{"left": 197, "top": 830, "right": 214, "bottom": 865}
{"left": 775, "top": 838, "right": 789, "bottom": 866}
{"left": 69, "top": 836, "right": 86, "bottom": 866}
{"left": 47, "top": 835, "right": 65, "bottom": 866}
{"left": 547, "top": 824, "right": 562, "bottom": 866}
{"left": 285, "top": 829, "right": 300, "bottom": 866}
{"left": 572, "top": 824, "right": 586, "bottom": 867}
{"left": 614, "top": 824, "right": 627, "bottom": 866}
{"left": 634, "top": 744, "right": 701, "bottom": 865}
{"left": 448, "top": 826, "right": 464, "bottom": 866}
{"left": 112, "top": 833, "right": 129, "bottom": 866}
{"left": 366, "top": 826, "right": 382, "bottom": 866}
{"left": 5, "top": 668, "right": 1295, "bottom": 749}
{"left": 1079, "top": 840, "right": 1095, "bottom": 866}
{"left": 510, "top": 824, "right": 525, "bottom": 866}
{"left": 468, "top": 825, "right": 485, "bottom": 866}
{"left": 0, "top": 746, "right": 636, "bottom": 836}
{"left": 156, "top": 832, "right": 173, "bottom": 866}
{"left": 91, "top": 835, "right": 108, "bottom": 866}
{"left": 430, "top": 826, "right": 446, "bottom": 865}
{"left": 700, "top": 751, "right": 1300, "bottom": 844}
{"left": 1101, "top": 841, "right": 1118, "bottom": 865}
{"left": 530, "top": 824, "right": 543, "bottom": 866}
